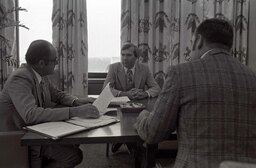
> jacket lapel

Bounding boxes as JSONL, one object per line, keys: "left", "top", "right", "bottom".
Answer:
{"left": 25, "top": 65, "right": 43, "bottom": 107}
{"left": 117, "top": 65, "right": 127, "bottom": 91}
{"left": 134, "top": 62, "right": 142, "bottom": 88}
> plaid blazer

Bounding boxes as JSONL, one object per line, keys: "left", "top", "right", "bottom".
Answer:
{"left": 136, "top": 48, "right": 256, "bottom": 168}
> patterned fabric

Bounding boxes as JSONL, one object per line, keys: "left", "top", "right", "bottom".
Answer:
{"left": 0, "top": 0, "right": 19, "bottom": 90}
{"left": 135, "top": 49, "right": 256, "bottom": 168}
{"left": 52, "top": 0, "right": 88, "bottom": 97}
{"left": 126, "top": 69, "right": 134, "bottom": 90}
{"left": 121, "top": 0, "right": 249, "bottom": 85}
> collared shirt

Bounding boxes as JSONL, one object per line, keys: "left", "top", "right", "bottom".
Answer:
{"left": 31, "top": 68, "right": 42, "bottom": 83}
{"left": 118, "top": 64, "right": 150, "bottom": 98}
{"left": 31, "top": 67, "right": 78, "bottom": 106}
{"left": 200, "top": 48, "right": 218, "bottom": 59}
{"left": 124, "top": 66, "right": 135, "bottom": 75}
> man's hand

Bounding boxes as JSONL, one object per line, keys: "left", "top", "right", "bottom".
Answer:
{"left": 72, "top": 97, "right": 96, "bottom": 106}
{"left": 70, "top": 104, "right": 100, "bottom": 119}
{"left": 120, "top": 88, "right": 148, "bottom": 100}
{"left": 133, "top": 91, "right": 148, "bottom": 100}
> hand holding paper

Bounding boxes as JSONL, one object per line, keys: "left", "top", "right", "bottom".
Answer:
{"left": 93, "top": 82, "right": 114, "bottom": 115}
{"left": 69, "top": 104, "right": 100, "bottom": 119}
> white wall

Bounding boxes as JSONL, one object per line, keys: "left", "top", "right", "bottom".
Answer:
{"left": 248, "top": 1, "right": 256, "bottom": 72}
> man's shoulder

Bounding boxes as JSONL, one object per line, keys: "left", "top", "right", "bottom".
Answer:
{"left": 109, "top": 62, "right": 123, "bottom": 70}
{"left": 110, "top": 62, "right": 122, "bottom": 67}
{"left": 7, "top": 66, "right": 33, "bottom": 81}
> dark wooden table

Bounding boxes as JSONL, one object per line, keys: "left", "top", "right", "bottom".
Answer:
{"left": 21, "top": 97, "right": 177, "bottom": 168}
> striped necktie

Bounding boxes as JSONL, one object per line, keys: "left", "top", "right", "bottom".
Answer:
{"left": 40, "top": 80, "right": 45, "bottom": 105}
{"left": 126, "top": 69, "right": 134, "bottom": 90}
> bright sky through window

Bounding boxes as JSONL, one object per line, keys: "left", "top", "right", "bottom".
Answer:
{"left": 19, "top": 0, "right": 120, "bottom": 72}
{"left": 19, "top": 0, "right": 52, "bottom": 64}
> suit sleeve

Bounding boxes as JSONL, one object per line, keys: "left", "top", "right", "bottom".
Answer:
{"left": 144, "top": 67, "right": 161, "bottom": 97}
{"left": 7, "top": 75, "right": 70, "bottom": 125}
{"left": 103, "top": 64, "right": 121, "bottom": 96}
{"left": 47, "top": 78, "right": 77, "bottom": 106}
{"left": 135, "top": 66, "right": 179, "bottom": 144}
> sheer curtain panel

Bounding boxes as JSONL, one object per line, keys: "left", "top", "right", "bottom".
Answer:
{"left": 121, "top": 0, "right": 249, "bottom": 88}
{"left": 0, "top": 0, "right": 19, "bottom": 90}
{"left": 52, "top": 0, "right": 88, "bottom": 97}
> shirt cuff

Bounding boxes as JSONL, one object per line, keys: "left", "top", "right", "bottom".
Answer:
{"left": 145, "top": 91, "right": 150, "bottom": 98}
{"left": 117, "top": 91, "right": 121, "bottom": 97}
{"left": 71, "top": 97, "right": 79, "bottom": 106}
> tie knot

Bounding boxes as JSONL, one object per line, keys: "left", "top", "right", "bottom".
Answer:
{"left": 127, "top": 69, "right": 132, "bottom": 75}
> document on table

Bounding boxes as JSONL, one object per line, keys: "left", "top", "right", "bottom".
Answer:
{"left": 25, "top": 115, "right": 119, "bottom": 140}
{"left": 93, "top": 82, "right": 115, "bottom": 115}
{"left": 110, "top": 96, "right": 130, "bottom": 105}
{"left": 67, "top": 116, "right": 119, "bottom": 128}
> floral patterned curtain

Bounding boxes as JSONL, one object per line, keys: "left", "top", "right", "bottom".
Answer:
{"left": 121, "top": 0, "right": 249, "bottom": 88}
{"left": 121, "top": 0, "right": 173, "bottom": 88}
{"left": 172, "top": 0, "right": 249, "bottom": 65}
{"left": 52, "top": 0, "right": 88, "bottom": 97}
{"left": 0, "top": 0, "right": 19, "bottom": 90}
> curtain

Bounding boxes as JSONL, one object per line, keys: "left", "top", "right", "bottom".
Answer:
{"left": 0, "top": 0, "right": 18, "bottom": 90}
{"left": 52, "top": 0, "right": 88, "bottom": 97}
{"left": 172, "top": 0, "right": 249, "bottom": 65}
{"left": 121, "top": 0, "right": 173, "bottom": 88}
{"left": 121, "top": 0, "right": 249, "bottom": 88}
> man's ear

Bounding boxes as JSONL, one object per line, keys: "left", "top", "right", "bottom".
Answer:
{"left": 38, "top": 60, "right": 45, "bottom": 68}
{"left": 197, "top": 34, "right": 204, "bottom": 49}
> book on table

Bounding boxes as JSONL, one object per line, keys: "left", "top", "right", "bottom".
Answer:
{"left": 25, "top": 115, "right": 119, "bottom": 140}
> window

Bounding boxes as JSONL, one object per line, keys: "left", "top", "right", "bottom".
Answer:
{"left": 87, "top": 0, "right": 121, "bottom": 72}
{"left": 19, "top": 0, "right": 52, "bottom": 64}
{"left": 19, "top": 0, "right": 120, "bottom": 72}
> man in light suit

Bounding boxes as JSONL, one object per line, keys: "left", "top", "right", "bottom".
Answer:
{"left": 103, "top": 42, "right": 161, "bottom": 153}
{"left": 0, "top": 40, "right": 99, "bottom": 168}
{"left": 103, "top": 42, "right": 160, "bottom": 100}
{"left": 135, "top": 18, "right": 256, "bottom": 168}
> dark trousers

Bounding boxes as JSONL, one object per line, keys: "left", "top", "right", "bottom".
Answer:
{"left": 30, "top": 145, "right": 82, "bottom": 168}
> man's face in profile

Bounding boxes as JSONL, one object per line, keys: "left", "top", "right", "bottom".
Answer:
{"left": 41, "top": 49, "right": 57, "bottom": 76}
{"left": 121, "top": 47, "right": 137, "bottom": 69}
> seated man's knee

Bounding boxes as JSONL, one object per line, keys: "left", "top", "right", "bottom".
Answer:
{"left": 66, "top": 147, "right": 83, "bottom": 167}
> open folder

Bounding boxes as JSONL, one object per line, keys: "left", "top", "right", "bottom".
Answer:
{"left": 25, "top": 83, "right": 124, "bottom": 140}
{"left": 25, "top": 115, "right": 119, "bottom": 140}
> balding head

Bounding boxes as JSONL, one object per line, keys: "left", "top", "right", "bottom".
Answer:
{"left": 25, "top": 40, "right": 56, "bottom": 65}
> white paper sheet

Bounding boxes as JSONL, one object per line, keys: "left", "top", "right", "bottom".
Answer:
{"left": 92, "top": 82, "right": 114, "bottom": 115}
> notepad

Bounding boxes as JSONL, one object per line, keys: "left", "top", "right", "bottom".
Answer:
{"left": 110, "top": 96, "right": 130, "bottom": 106}
{"left": 25, "top": 115, "right": 119, "bottom": 140}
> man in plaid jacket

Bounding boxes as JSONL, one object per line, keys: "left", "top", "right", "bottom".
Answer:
{"left": 135, "top": 18, "right": 256, "bottom": 168}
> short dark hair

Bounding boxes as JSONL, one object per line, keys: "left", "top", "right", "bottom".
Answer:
{"left": 196, "top": 18, "right": 233, "bottom": 49}
{"left": 121, "top": 42, "right": 139, "bottom": 58}
{"left": 25, "top": 40, "right": 56, "bottom": 65}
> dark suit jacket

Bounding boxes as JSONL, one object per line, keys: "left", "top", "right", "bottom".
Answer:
{"left": 0, "top": 65, "right": 76, "bottom": 131}
{"left": 136, "top": 49, "right": 256, "bottom": 168}
{"left": 103, "top": 62, "right": 160, "bottom": 97}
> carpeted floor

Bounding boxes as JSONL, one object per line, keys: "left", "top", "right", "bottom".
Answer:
{"left": 76, "top": 143, "right": 176, "bottom": 168}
